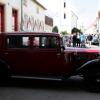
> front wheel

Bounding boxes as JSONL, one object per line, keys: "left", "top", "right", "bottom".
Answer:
{"left": 0, "top": 62, "right": 10, "bottom": 81}
{"left": 84, "top": 70, "right": 100, "bottom": 92}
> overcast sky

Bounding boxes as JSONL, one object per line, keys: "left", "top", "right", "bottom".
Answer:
{"left": 71, "top": 0, "right": 100, "bottom": 26}
{"left": 37, "top": 0, "right": 100, "bottom": 27}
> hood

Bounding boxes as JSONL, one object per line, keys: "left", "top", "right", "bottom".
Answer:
{"left": 64, "top": 47, "right": 100, "bottom": 53}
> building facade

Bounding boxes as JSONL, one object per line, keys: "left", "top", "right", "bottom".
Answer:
{"left": 70, "top": 11, "right": 78, "bottom": 29}
{"left": 0, "top": 0, "right": 21, "bottom": 32}
{"left": 22, "top": 0, "right": 46, "bottom": 32}
{"left": 0, "top": 0, "right": 53, "bottom": 33}
{"left": 53, "top": 0, "right": 78, "bottom": 33}
{"left": 0, "top": 3, "right": 5, "bottom": 32}
{"left": 45, "top": 15, "right": 53, "bottom": 32}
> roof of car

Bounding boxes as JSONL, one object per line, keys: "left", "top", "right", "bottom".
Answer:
{"left": 1, "top": 32, "right": 60, "bottom": 37}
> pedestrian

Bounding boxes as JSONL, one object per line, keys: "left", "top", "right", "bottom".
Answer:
{"left": 72, "top": 33, "right": 77, "bottom": 47}
{"left": 80, "top": 33, "right": 86, "bottom": 47}
{"left": 76, "top": 32, "right": 81, "bottom": 47}
{"left": 87, "top": 34, "right": 93, "bottom": 46}
{"left": 68, "top": 35, "right": 72, "bottom": 47}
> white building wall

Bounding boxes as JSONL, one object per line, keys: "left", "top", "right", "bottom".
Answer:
{"left": 60, "top": 0, "right": 69, "bottom": 25}
{"left": 22, "top": 0, "right": 45, "bottom": 32}
{"left": 59, "top": 0, "right": 71, "bottom": 33}
{"left": 0, "top": 0, "right": 46, "bottom": 32}
{"left": 53, "top": 0, "right": 78, "bottom": 33}
{"left": 45, "top": 25, "right": 52, "bottom": 32}
{"left": 70, "top": 11, "right": 78, "bottom": 29}
{"left": 5, "top": 1, "right": 13, "bottom": 32}
{"left": 0, "top": 0, "right": 20, "bottom": 32}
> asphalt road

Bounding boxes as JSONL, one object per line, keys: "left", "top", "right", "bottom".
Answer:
{"left": 0, "top": 76, "right": 100, "bottom": 100}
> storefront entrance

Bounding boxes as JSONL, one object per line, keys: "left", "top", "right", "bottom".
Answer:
{"left": 12, "top": 9, "right": 18, "bottom": 31}
{"left": 0, "top": 5, "right": 4, "bottom": 32}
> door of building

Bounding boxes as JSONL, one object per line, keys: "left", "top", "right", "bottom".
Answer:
{"left": 12, "top": 9, "right": 18, "bottom": 31}
{"left": 0, "top": 5, "right": 4, "bottom": 32}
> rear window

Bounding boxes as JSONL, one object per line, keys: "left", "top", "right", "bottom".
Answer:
{"left": 6, "top": 36, "right": 30, "bottom": 48}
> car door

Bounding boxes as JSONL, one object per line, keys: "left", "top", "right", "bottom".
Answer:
{"left": 29, "top": 36, "right": 67, "bottom": 76}
{"left": 3, "top": 35, "right": 34, "bottom": 76}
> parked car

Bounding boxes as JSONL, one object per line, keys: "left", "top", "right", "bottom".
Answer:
{"left": 0, "top": 32, "right": 100, "bottom": 92}
{"left": 91, "top": 39, "right": 99, "bottom": 46}
{"left": 91, "top": 34, "right": 99, "bottom": 46}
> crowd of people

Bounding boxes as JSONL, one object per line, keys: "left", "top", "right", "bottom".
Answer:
{"left": 63, "top": 32, "right": 99, "bottom": 48}
{"left": 72, "top": 32, "right": 85, "bottom": 47}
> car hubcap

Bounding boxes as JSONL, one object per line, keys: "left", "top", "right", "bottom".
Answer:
{"left": 95, "top": 73, "right": 100, "bottom": 84}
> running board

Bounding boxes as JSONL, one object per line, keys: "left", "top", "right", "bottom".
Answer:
{"left": 11, "top": 75, "right": 62, "bottom": 81}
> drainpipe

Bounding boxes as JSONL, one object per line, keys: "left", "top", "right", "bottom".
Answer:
{"left": 98, "top": 17, "right": 100, "bottom": 47}
{"left": 98, "top": 19, "right": 100, "bottom": 47}
{"left": 21, "top": 0, "right": 23, "bottom": 31}
{"left": 98, "top": 11, "right": 100, "bottom": 46}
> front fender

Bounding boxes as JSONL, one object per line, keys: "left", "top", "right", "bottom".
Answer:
{"left": 0, "top": 59, "right": 11, "bottom": 76}
{"left": 75, "top": 58, "right": 100, "bottom": 75}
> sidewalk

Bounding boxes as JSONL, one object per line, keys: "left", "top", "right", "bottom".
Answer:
{"left": 86, "top": 44, "right": 100, "bottom": 49}
{"left": 65, "top": 43, "right": 100, "bottom": 49}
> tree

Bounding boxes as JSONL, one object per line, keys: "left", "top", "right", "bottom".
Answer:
{"left": 52, "top": 26, "right": 59, "bottom": 33}
{"left": 71, "top": 27, "right": 79, "bottom": 34}
{"left": 61, "top": 31, "right": 68, "bottom": 35}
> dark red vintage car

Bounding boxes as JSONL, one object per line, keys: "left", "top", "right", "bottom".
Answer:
{"left": 0, "top": 32, "right": 100, "bottom": 92}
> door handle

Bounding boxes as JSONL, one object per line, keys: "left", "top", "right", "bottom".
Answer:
{"left": 56, "top": 53, "right": 61, "bottom": 56}
{"left": 4, "top": 52, "right": 8, "bottom": 54}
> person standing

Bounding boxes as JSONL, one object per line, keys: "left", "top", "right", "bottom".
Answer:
{"left": 76, "top": 32, "right": 81, "bottom": 47}
{"left": 80, "top": 33, "right": 86, "bottom": 47}
{"left": 87, "top": 34, "right": 93, "bottom": 46}
{"left": 72, "top": 33, "right": 77, "bottom": 47}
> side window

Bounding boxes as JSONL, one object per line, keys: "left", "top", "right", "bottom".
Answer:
{"left": 33, "top": 37, "right": 39, "bottom": 47}
{"left": 32, "top": 36, "right": 59, "bottom": 48}
{"left": 41, "top": 36, "right": 59, "bottom": 48}
{"left": 41, "top": 37, "right": 47, "bottom": 47}
{"left": 7, "top": 36, "right": 29, "bottom": 48}
{"left": 22, "top": 37, "right": 29, "bottom": 47}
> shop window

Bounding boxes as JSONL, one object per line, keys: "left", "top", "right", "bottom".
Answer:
{"left": 64, "top": 13, "right": 66, "bottom": 19}
{"left": 64, "top": 2, "right": 66, "bottom": 8}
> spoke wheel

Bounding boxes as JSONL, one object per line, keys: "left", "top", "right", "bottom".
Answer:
{"left": 84, "top": 71, "right": 100, "bottom": 92}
